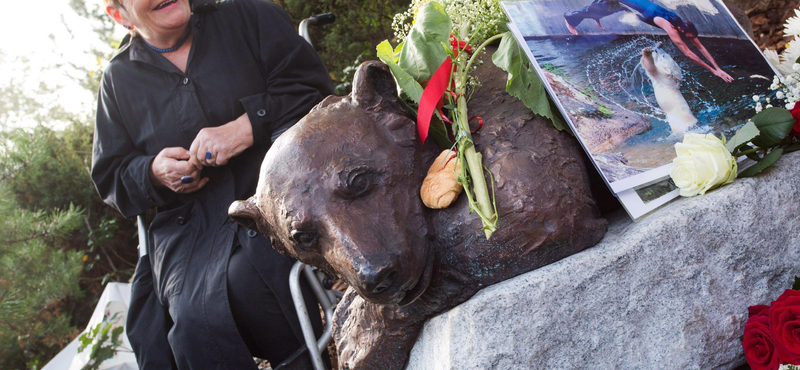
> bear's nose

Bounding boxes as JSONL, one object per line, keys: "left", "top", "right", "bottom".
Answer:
{"left": 359, "top": 267, "right": 397, "bottom": 294}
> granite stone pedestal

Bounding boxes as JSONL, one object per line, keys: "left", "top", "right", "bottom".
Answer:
{"left": 405, "top": 152, "right": 800, "bottom": 370}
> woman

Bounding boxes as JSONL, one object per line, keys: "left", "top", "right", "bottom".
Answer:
{"left": 91, "top": 0, "right": 334, "bottom": 368}
{"left": 563, "top": 0, "right": 734, "bottom": 82}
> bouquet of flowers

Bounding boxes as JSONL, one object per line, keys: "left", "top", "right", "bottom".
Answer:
{"left": 742, "top": 281, "right": 800, "bottom": 370}
{"left": 376, "top": 0, "right": 564, "bottom": 238}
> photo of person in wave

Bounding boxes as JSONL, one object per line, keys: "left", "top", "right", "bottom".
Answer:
{"left": 564, "top": 0, "right": 735, "bottom": 82}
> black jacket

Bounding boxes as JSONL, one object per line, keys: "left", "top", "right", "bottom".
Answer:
{"left": 90, "top": 0, "right": 333, "bottom": 368}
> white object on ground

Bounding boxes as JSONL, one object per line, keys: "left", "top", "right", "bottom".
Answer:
{"left": 42, "top": 282, "right": 137, "bottom": 370}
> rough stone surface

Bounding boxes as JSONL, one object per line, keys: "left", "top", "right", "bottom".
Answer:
{"left": 405, "top": 152, "right": 800, "bottom": 370}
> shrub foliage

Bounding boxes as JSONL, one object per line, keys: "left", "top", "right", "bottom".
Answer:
{"left": 280, "top": 0, "right": 409, "bottom": 94}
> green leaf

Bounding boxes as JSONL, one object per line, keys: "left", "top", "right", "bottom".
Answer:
{"left": 726, "top": 121, "right": 760, "bottom": 153}
{"left": 739, "top": 147, "right": 784, "bottom": 177}
{"left": 784, "top": 142, "right": 800, "bottom": 154}
{"left": 111, "top": 326, "right": 124, "bottom": 343}
{"left": 549, "top": 98, "right": 569, "bottom": 133}
{"left": 751, "top": 108, "right": 796, "bottom": 148}
{"left": 746, "top": 152, "right": 762, "bottom": 161}
{"left": 428, "top": 115, "right": 453, "bottom": 149}
{"left": 793, "top": 276, "right": 800, "bottom": 290}
{"left": 492, "top": 32, "right": 566, "bottom": 131}
{"left": 376, "top": 40, "right": 398, "bottom": 64}
{"left": 376, "top": 40, "right": 425, "bottom": 103}
{"left": 397, "top": 1, "right": 452, "bottom": 82}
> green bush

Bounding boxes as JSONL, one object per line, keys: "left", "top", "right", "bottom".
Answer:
{"left": 0, "top": 122, "right": 139, "bottom": 370}
{"left": 280, "top": 0, "right": 410, "bottom": 94}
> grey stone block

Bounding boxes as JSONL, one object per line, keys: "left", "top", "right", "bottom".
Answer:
{"left": 406, "top": 152, "right": 800, "bottom": 370}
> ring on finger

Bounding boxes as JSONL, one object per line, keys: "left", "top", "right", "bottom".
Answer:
{"left": 206, "top": 150, "right": 219, "bottom": 166}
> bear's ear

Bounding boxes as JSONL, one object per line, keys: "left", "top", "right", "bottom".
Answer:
{"left": 228, "top": 198, "right": 263, "bottom": 233}
{"left": 352, "top": 61, "right": 400, "bottom": 110}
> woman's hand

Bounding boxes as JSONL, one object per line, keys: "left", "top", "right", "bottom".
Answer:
{"left": 150, "top": 147, "right": 210, "bottom": 193}
{"left": 189, "top": 114, "right": 254, "bottom": 168}
{"left": 714, "top": 69, "right": 734, "bottom": 83}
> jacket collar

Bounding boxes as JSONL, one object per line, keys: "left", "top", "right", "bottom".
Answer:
{"left": 127, "top": 36, "right": 182, "bottom": 73}
{"left": 191, "top": 0, "right": 217, "bottom": 13}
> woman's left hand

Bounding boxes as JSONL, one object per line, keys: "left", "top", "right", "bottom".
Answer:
{"left": 189, "top": 114, "right": 254, "bottom": 168}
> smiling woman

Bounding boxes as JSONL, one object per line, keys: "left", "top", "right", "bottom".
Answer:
{"left": 103, "top": 0, "right": 193, "bottom": 52}
{"left": 89, "top": 0, "right": 335, "bottom": 368}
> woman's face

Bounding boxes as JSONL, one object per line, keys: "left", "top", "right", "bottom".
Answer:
{"left": 110, "top": 0, "right": 191, "bottom": 39}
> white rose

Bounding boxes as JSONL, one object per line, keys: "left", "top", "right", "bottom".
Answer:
{"left": 669, "top": 133, "right": 737, "bottom": 197}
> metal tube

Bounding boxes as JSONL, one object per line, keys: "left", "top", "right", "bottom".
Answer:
{"left": 137, "top": 215, "right": 148, "bottom": 257}
{"left": 325, "top": 288, "right": 338, "bottom": 307}
{"left": 298, "top": 20, "right": 312, "bottom": 48}
{"left": 289, "top": 262, "right": 326, "bottom": 370}
{"left": 302, "top": 266, "right": 334, "bottom": 353}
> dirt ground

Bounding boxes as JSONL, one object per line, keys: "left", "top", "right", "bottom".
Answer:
{"left": 742, "top": 0, "right": 800, "bottom": 51}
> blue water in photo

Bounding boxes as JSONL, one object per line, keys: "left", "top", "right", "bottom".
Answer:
{"left": 527, "top": 34, "right": 775, "bottom": 168}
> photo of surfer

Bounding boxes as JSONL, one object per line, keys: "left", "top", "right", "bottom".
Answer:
{"left": 564, "top": 0, "right": 734, "bottom": 82}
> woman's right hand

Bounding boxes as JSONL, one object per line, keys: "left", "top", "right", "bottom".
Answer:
{"left": 150, "top": 147, "right": 209, "bottom": 193}
{"left": 714, "top": 69, "right": 734, "bottom": 83}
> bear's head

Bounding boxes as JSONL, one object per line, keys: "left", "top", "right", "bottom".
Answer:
{"left": 229, "top": 61, "right": 434, "bottom": 306}
{"left": 642, "top": 47, "right": 683, "bottom": 83}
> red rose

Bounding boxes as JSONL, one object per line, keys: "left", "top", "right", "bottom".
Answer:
{"left": 770, "top": 290, "right": 800, "bottom": 360}
{"left": 745, "top": 305, "right": 791, "bottom": 370}
{"left": 790, "top": 103, "right": 800, "bottom": 138}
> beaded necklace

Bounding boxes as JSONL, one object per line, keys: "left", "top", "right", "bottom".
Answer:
{"left": 142, "top": 31, "right": 191, "bottom": 53}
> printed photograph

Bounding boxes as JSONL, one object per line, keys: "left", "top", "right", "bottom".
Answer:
{"left": 502, "top": 0, "right": 777, "bottom": 188}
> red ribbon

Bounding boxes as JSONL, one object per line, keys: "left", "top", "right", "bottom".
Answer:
{"left": 443, "top": 152, "right": 457, "bottom": 167}
{"left": 416, "top": 36, "right": 473, "bottom": 145}
{"left": 417, "top": 56, "right": 453, "bottom": 145}
{"left": 450, "top": 35, "right": 472, "bottom": 57}
{"left": 469, "top": 116, "right": 484, "bottom": 134}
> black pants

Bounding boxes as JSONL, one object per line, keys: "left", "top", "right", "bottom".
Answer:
{"left": 227, "top": 243, "right": 325, "bottom": 366}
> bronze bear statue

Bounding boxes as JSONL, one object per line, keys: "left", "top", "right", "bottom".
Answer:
{"left": 229, "top": 58, "right": 607, "bottom": 369}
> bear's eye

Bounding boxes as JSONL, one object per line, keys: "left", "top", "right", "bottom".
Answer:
{"left": 290, "top": 229, "right": 317, "bottom": 249}
{"left": 336, "top": 167, "right": 376, "bottom": 199}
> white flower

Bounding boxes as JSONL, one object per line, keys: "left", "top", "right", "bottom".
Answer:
{"left": 782, "top": 41, "right": 800, "bottom": 68}
{"left": 777, "top": 91, "right": 785, "bottom": 99}
{"left": 786, "top": 9, "right": 800, "bottom": 38}
{"left": 753, "top": 95, "right": 760, "bottom": 102}
{"left": 764, "top": 49, "right": 783, "bottom": 72}
{"left": 393, "top": 0, "right": 507, "bottom": 44}
{"left": 670, "top": 134, "right": 737, "bottom": 197}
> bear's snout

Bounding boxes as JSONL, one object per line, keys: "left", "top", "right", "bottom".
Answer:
{"left": 358, "top": 265, "right": 398, "bottom": 295}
